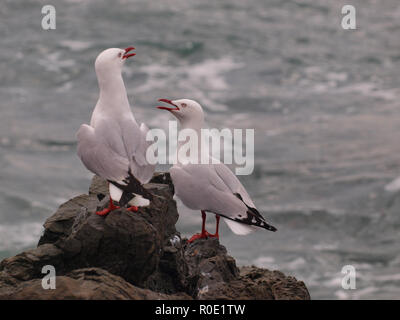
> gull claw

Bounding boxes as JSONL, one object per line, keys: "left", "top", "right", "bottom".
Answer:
{"left": 96, "top": 205, "right": 120, "bottom": 216}
{"left": 96, "top": 197, "right": 120, "bottom": 216}
{"left": 188, "top": 230, "right": 218, "bottom": 243}
{"left": 127, "top": 206, "right": 139, "bottom": 212}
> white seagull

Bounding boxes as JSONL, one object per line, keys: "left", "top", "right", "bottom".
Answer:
{"left": 157, "top": 98, "right": 276, "bottom": 242}
{"left": 77, "top": 47, "right": 155, "bottom": 216}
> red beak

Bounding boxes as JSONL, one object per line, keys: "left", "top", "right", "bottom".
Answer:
{"left": 157, "top": 99, "right": 180, "bottom": 111}
{"left": 123, "top": 46, "right": 136, "bottom": 59}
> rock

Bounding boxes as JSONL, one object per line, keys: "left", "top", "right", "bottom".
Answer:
{"left": 0, "top": 244, "right": 64, "bottom": 282}
{"left": 144, "top": 233, "right": 189, "bottom": 294}
{"left": 184, "top": 238, "right": 239, "bottom": 298}
{"left": 0, "top": 172, "right": 310, "bottom": 300}
{"left": 2, "top": 268, "right": 191, "bottom": 300}
{"left": 194, "top": 266, "right": 310, "bottom": 300}
{"left": 183, "top": 239, "right": 310, "bottom": 300}
{"left": 36, "top": 174, "right": 178, "bottom": 286}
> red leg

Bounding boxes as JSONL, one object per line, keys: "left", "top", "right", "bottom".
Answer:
{"left": 188, "top": 211, "right": 209, "bottom": 243}
{"left": 208, "top": 215, "right": 220, "bottom": 239}
{"left": 96, "top": 197, "right": 120, "bottom": 216}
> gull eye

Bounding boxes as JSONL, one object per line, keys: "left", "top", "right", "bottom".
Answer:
{"left": 118, "top": 52, "right": 122, "bottom": 58}
{"left": 181, "top": 103, "right": 187, "bottom": 108}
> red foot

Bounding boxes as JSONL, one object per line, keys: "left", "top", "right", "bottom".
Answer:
{"left": 188, "top": 231, "right": 218, "bottom": 243}
{"left": 127, "top": 206, "right": 138, "bottom": 212}
{"left": 188, "top": 233, "right": 208, "bottom": 243}
{"left": 207, "top": 232, "right": 219, "bottom": 239}
{"left": 96, "top": 206, "right": 119, "bottom": 216}
{"left": 96, "top": 198, "right": 119, "bottom": 216}
{"left": 188, "top": 212, "right": 220, "bottom": 243}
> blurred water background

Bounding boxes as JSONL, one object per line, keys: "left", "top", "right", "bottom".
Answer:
{"left": 1, "top": 0, "right": 400, "bottom": 299}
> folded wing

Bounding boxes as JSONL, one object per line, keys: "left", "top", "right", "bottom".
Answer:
{"left": 77, "top": 115, "right": 155, "bottom": 205}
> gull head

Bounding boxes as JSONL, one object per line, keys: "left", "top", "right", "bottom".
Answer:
{"left": 95, "top": 47, "right": 135, "bottom": 76}
{"left": 157, "top": 98, "right": 204, "bottom": 127}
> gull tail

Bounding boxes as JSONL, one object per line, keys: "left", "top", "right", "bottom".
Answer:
{"left": 108, "top": 170, "right": 153, "bottom": 207}
{"left": 223, "top": 218, "right": 256, "bottom": 235}
{"left": 233, "top": 193, "right": 277, "bottom": 232}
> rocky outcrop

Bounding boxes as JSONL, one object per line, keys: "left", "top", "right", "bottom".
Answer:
{"left": 1, "top": 268, "right": 190, "bottom": 300}
{"left": 0, "top": 173, "right": 310, "bottom": 300}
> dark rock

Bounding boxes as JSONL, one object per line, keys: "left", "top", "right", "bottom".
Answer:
{"left": 2, "top": 268, "right": 191, "bottom": 300}
{"left": 194, "top": 266, "right": 310, "bottom": 300}
{"left": 37, "top": 174, "right": 177, "bottom": 287}
{"left": 0, "top": 244, "right": 63, "bottom": 281}
{"left": 0, "top": 172, "right": 310, "bottom": 300}
{"left": 149, "top": 172, "right": 174, "bottom": 189}
{"left": 88, "top": 175, "right": 109, "bottom": 196}
{"left": 182, "top": 239, "right": 310, "bottom": 300}
{"left": 38, "top": 194, "right": 98, "bottom": 246}
{"left": 144, "top": 233, "right": 189, "bottom": 294}
{"left": 184, "top": 238, "right": 239, "bottom": 297}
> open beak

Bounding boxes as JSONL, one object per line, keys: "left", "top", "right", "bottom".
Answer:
{"left": 157, "top": 99, "right": 180, "bottom": 111}
{"left": 123, "top": 46, "right": 136, "bottom": 59}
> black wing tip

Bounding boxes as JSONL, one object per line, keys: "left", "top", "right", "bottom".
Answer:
{"left": 126, "top": 170, "right": 154, "bottom": 200}
{"left": 261, "top": 220, "right": 277, "bottom": 232}
{"left": 233, "top": 192, "right": 277, "bottom": 232}
{"left": 108, "top": 170, "right": 154, "bottom": 207}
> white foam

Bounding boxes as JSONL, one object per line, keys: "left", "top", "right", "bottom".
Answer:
{"left": 135, "top": 57, "right": 244, "bottom": 111}
{"left": 384, "top": 176, "right": 400, "bottom": 192}
{"left": 338, "top": 82, "right": 400, "bottom": 101}
{"left": 374, "top": 273, "right": 400, "bottom": 282}
{"left": 0, "top": 222, "right": 43, "bottom": 251}
{"left": 286, "top": 257, "right": 306, "bottom": 270}
{"left": 59, "top": 40, "right": 92, "bottom": 52}
{"left": 37, "top": 52, "right": 76, "bottom": 72}
{"left": 313, "top": 242, "right": 338, "bottom": 251}
{"left": 252, "top": 256, "right": 279, "bottom": 270}
{"left": 323, "top": 275, "right": 343, "bottom": 288}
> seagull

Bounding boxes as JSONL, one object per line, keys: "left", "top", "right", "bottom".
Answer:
{"left": 157, "top": 98, "right": 276, "bottom": 242}
{"left": 76, "top": 47, "right": 155, "bottom": 216}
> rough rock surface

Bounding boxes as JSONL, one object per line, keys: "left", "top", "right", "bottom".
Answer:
{"left": 0, "top": 173, "right": 310, "bottom": 300}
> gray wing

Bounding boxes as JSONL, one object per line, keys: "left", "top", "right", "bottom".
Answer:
{"left": 213, "top": 163, "right": 256, "bottom": 208}
{"left": 76, "top": 123, "right": 129, "bottom": 182}
{"left": 119, "top": 118, "right": 155, "bottom": 184}
{"left": 210, "top": 163, "right": 276, "bottom": 231}
{"left": 77, "top": 115, "right": 155, "bottom": 185}
{"left": 171, "top": 164, "right": 276, "bottom": 233}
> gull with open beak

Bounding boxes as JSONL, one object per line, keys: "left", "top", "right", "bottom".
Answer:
{"left": 76, "top": 47, "right": 155, "bottom": 216}
{"left": 157, "top": 98, "right": 277, "bottom": 242}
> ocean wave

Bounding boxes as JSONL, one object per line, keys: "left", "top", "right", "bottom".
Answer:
{"left": 59, "top": 40, "right": 93, "bottom": 52}
{"left": 0, "top": 136, "right": 76, "bottom": 152}
{"left": 0, "top": 222, "right": 43, "bottom": 252}
{"left": 134, "top": 56, "right": 244, "bottom": 111}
